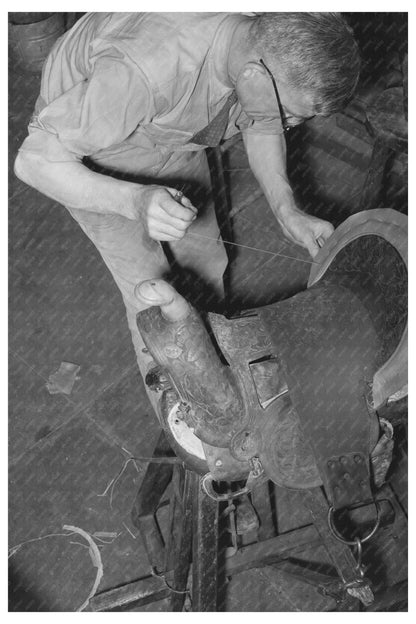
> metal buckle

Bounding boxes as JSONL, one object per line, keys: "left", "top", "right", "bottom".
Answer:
{"left": 327, "top": 501, "right": 381, "bottom": 546}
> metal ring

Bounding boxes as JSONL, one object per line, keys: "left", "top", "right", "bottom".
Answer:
{"left": 327, "top": 501, "right": 381, "bottom": 546}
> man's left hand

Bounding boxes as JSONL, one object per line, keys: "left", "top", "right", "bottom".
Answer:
{"left": 277, "top": 206, "right": 334, "bottom": 258}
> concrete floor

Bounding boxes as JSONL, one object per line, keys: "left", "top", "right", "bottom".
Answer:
{"left": 9, "top": 56, "right": 407, "bottom": 611}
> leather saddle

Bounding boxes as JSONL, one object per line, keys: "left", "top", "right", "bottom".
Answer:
{"left": 137, "top": 209, "right": 407, "bottom": 513}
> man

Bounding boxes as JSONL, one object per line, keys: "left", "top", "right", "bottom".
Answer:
{"left": 15, "top": 12, "right": 360, "bottom": 415}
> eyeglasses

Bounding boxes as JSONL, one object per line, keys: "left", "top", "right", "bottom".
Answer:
{"left": 259, "top": 59, "right": 314, "bottom": 133}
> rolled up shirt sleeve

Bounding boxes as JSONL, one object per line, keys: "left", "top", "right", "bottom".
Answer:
{"left": 235, "top": 108, "right": 284, "bottom": 136}
{"left": 27, "top": 55, "right": 153, "bottom": 159}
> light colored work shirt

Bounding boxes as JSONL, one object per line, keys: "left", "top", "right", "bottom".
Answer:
{"left": 28, "top": 12, "right": 283, "bottom": 175}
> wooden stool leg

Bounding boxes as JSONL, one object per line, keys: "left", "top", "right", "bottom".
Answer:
{"left": 130, "top": 430, "right": 174, "bottom": 572}
{"left": 251, "top": 480, "right": 276, "bottom": 541}
{"left": 191, "top": 476, "right": 219, "bottom": 611}
{"left": 169, "top": 468, "right": 196, "bottom": 611}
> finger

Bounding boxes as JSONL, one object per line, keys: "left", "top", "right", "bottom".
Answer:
{"left": 312, "top": 221, "right": 334, "bottom": 250}
{"left": 305, "top": 234, "right": 321, "bottom": 258}
{"left": 151, "top": 223, "right": 187, "bottom": 241}
{"left": 323, "top": 223, "right": 334, "bottom": 237}
{"left": 316, "top": 222, "right": 334, "bottom": 239}
{"left": 308, "top": 244, "right": 320, "bottom": 258}
{"left": 180, "top": 196, "right": 198, "bottom": 213}
{"left": 162, "top": 198, "right": 197, "bottom": 222}
{"left": 149, "top": 232, "right": 183, "bottom": 242}
{"left": 151, "top": 213, "right": 192, "bottom": 232}
{"left": 164, "top": 189, "right": 198, "bottom": 217}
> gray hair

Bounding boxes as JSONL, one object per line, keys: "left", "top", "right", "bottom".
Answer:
{"left": 251, "top": 13, "right": 361, "bottom": 114}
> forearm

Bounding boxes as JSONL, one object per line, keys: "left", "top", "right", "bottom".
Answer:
{"left": 14, "top": 131, "right": 139, "bottom": 219}
{"left": 242, "top": 131, "right": 298, "bottom": 222}
{"left": 243, "top": 130, "right": 334, "bottom": 257}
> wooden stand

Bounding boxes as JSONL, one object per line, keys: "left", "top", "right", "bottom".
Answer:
{"left": 85, "top": 430, "right": 406, "bottom": 612}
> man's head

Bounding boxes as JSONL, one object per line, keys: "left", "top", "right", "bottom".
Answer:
{"left": 249, "top": 12, "right": 361, "bottom": 116}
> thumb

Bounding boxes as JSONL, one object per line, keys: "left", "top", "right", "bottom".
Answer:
{"left": 165, "top": 187, "right": 197, "bottom": 214}
{"left": 305, "top": 234, "right": 321, "bottom": 259}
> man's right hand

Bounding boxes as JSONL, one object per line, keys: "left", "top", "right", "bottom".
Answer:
{"left": 15, "top": 131, "right": 197, "bottom": 241}
{"left": 133, "top": 185, "right": 197, "bottom": 241}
